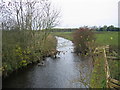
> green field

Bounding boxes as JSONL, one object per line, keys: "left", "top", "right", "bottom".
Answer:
{"left": 95, "top": 32, "right": 118, "bottom": 47}
{"left": 52, "top": 32, "right": 73, "bottom": 41}
{"left": 53, "top": 31, "right": 118, "bottom": 47}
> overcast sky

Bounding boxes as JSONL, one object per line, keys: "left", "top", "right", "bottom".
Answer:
{"left": 1, "top": 0, "right": 119, "bottom": 28}
{"left": 51, "top": 0, "right": 119, "bottom": 28}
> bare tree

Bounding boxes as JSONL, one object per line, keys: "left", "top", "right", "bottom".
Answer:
{"left": 0, "top": 1, "right": 15, "bottom": 30}
{"left": 0, "top": 0, "right": 60, "bottom": 31}
{"left": 38, "top": 0, "right": 60, "bottom": 43}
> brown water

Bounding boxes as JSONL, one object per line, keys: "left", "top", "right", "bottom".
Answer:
{"left": 3, "top": 37, "right": 92, "bottom": 88}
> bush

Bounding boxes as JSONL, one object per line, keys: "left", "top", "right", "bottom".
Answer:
{"left": 2, "top": 30, "right": 57, "bottom": 77}
{"left": 73, "top": 27, "right": 95, "bottom": 55}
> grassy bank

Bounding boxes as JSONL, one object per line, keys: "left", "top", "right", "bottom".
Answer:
{"left": 90, "top": 52, "right": 106, "bottom": 88}
{"left": 53, "top": 31, "right": 119, "bottom": 88}
{"left": 91, "top": 32, "right": 119, "bottom": 88}
{"left": 2, "top": 30, "right": 57, "bottom": 77}
{"left": 108, "top": 59, "right": 120, "bottom": 80}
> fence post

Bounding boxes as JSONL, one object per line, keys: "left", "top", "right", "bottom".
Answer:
{"left": 103, "top": 47, "right": 110, "bottom": 88}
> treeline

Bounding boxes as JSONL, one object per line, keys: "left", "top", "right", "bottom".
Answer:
{"left": 50, "top": 25, "right": 120, "bottom": 32}
{"left": 97, "top": 25, "right": 120, "bottom": 31}
{"left": 49, "top": 28, "right": 78, "bottom": 32}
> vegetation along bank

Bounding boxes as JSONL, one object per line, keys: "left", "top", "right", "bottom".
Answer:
{"left": 2, "top": 30, "right": 57, "bottom": 78}
{"left": 53, "top": 27, "right": 120, "bottom": 88}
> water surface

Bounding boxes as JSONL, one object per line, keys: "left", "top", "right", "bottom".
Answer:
{"left": 3, "top": 37, "right": 92, "bottom": 88}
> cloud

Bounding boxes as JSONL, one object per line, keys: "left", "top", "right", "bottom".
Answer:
{"left": 51, "top": 0, "right": 119, "bottom": 28}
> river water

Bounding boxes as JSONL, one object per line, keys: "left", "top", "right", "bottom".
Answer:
{"left": 3, "top": 37, "right": 92, "bottom": 88}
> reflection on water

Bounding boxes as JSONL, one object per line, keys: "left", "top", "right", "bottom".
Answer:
{"left": 3, "top": 37, "right": 92, "bottom": 88}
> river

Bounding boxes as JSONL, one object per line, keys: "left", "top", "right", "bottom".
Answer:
{"left": 3, "top": 37, "right": 93, "bottom": 88}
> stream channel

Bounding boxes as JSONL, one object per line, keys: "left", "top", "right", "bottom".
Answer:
{"left": 3, "top": 37, "right": 93, "bottom": 88}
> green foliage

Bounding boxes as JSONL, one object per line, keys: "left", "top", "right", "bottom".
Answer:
{"left": 2, "top": 30, "right": 57, "bottom": 77}
{"left": 98, "top": 25, "right": 120, "bottom": 31}
{"left": 108, "top": 59, "right": 120, "bottom": 80}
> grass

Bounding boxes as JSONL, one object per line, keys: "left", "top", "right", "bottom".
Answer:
{"left": 90, "top": 53, "right": 106, "bottom": 88}
{"left": 95, "top": 32, "right": 120, "bottom": 80}
{"left": 52, "top": 32, "right": 73, "bottom": 41}
{"left": 53, "top": 31, "right": 118, "bottom": 47}
{"left": 91, "top": 32, "right": 119, "bottom": 88}
{"left": 108, "top": 59, "right": 120, "bottom": 80}
{"left": 95, "top": 31, "right": 118, "bottom": 47}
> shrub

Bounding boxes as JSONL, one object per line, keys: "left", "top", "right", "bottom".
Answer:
{"left": 2, "top": 30, "right": 57, "bottom": 77}
{"left": 73, "top": 27, "right": 95, "bottom": 55}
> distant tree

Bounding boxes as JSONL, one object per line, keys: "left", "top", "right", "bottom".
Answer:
{"left": 97, "top": 25, "right": 120, "bottom": 31}
{"left": 103, "top": 25, "right": 107, "bottom": 31}
{"left": 91, "top": 26, "right": 98, "bottom": 31}
{"left": 107, "top": 25, "right": 114, "bottom": 31}
{"left": 99, "top": 27, "right": 104, "bottom": 31}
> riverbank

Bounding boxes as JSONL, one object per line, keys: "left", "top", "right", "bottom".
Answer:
{"left": 53, "top": 31, "right": 119, "bottom": 88}
{"left": 2, "top": 30, "right": 57, "bottom": 78}
{"left": 90, "top": 51, "right": 106, "bottom": 88}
